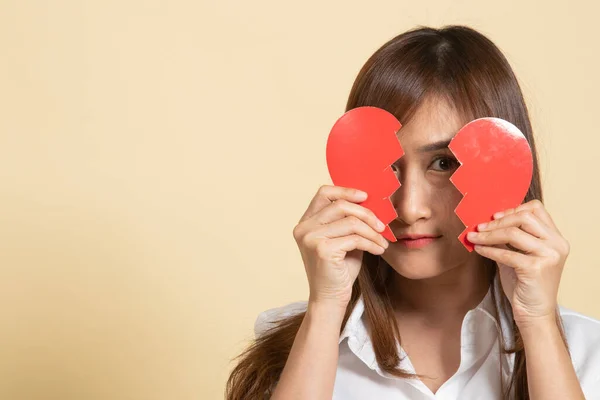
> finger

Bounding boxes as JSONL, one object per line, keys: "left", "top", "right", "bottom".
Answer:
{"left": 468, "top": 226, "right": 543, "bottom": 254}
{"left": 312, "top": 199, "right": 385, "bottom": 235}
{"left": 300, "top": 185, "right": 368, "bottom": 223}
{"left": 477, "top": 209, "right": 550, "bottom": 240}
{"left": 473, "top": 244, "right": 530, "bottom": 270}
{"left": 325, "top": 234, "right": 386, "bottom": 256}
{"left": 494, "top": 199, "right": 556, "bottom": 230}
{"left": 307, "top": 216, "right": 389, "bottom": 249}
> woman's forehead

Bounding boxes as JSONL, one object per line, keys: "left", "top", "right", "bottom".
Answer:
{"left": 396, "top": 97, "right": 465, "bottom": 147}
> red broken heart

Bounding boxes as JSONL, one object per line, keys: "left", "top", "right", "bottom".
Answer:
{"left": 326, "top": 108, "right": 533, "bottom": 250}
{"left": 326, "top": 106, "right": 404, "bottom": 242}
{"left": 449, "top": 118, "right": 533, "bottom": 252}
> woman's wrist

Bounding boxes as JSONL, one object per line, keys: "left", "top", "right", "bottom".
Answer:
{"left": 307, "top": 299, "right": 348, "bottom": 328}
{"left": 517, "top": 314, "right": 558, "bottom": 342}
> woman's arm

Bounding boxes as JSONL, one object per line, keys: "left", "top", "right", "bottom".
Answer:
{"left": 271, "top": 301, "right": 345, "bottom": 400}
{"left": 272, "top": 185, "right": 387, "bottom": 399}
{"left": 467, "top": 199, "right": 586, "bottom": 398}
{"left": 520, "top": 316, "right": 585, "bottom": 399}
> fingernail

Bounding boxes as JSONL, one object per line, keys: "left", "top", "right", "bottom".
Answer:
{"left": 493, "top": 212, "right": 504, "bottom": 219}
{"left": 377, "top": 220, "right": 385, "bottom": 231}
{"left": 357, "top": 191, "right": 368, "bottom": 200}
{"left": 467, "top": 232, "right": 477, "bottom": 239}
{"left": 477, "top": 222, "right": 487, "bottom": 230}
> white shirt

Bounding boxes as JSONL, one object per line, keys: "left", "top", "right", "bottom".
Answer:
{"left": 254, "top": 276, "right": 600, "bottom": 399}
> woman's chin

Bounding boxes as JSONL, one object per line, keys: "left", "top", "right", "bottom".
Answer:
{"left": 391, "top": 265, "right": 447, "bottom": 280}
{"left": 381, "top": 254, "right": 449, "bottom": 280}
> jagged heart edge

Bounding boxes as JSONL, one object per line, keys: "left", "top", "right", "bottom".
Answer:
{"left": 384, "top": 164, "right": 401, "bottom": 215}
{"left": 383, "top": 137, "right": 404, "bottom": 242}
{"left": 447, "top": 142, "right": 472, "bottom": 250}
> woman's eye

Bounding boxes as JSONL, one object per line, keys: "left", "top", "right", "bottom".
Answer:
{"left": 430, "top": 157, "right": 459, "bottom": 172}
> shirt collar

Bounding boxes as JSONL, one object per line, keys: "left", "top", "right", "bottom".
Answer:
{"left": 338, "top": 272, "right": 515, "bottom": 376}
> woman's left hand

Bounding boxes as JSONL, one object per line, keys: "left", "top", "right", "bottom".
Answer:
{"left": 466, "top": 199, "right": 570, "bottom": 330}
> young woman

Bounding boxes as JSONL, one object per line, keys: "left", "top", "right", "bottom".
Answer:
{"left": 226, "top": 25, "right": 600, "bottom": 399}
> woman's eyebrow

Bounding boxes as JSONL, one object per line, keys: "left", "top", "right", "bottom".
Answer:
{"left": 417, "top": 139, "right": 452, "bottom": 153}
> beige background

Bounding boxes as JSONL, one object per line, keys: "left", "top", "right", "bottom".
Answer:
{"left": 0, "top": 0, "right": 598, "bottom": 399}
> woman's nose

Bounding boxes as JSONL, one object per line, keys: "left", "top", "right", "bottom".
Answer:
{"left": 391, "top": 173, "right": 432, "bottom": 226}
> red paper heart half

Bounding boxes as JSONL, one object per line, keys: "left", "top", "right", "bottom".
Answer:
{"left": 449, "top": 118, "right": 533, "bottom": 252}
{"left": 326, "top": 107, "right": 404, "bottom": 242}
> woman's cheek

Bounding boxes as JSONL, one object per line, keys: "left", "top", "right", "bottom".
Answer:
{"left": 437, "top": 185, "right": 465, "bottom": 231}
{"left": 435, "top": 184, "right": 462, "bottom": 210}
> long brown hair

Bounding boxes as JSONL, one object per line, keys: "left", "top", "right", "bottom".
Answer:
{"left": 225, "top": 25, "right": 569, "bottom": 400}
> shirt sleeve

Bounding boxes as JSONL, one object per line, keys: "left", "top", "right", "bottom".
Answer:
{"left": 577, "top": 334, "right": 600, "bottom": 398}
{"left": 559, "top": 308, "right": 600, "bottom": 397}
{"left": 254, "top": 300, "right": 308, "bottom": 339}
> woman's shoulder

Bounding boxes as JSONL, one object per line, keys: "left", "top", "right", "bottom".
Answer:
{"left": 558, "top": 305, "right": 600, "bottom": 376}
{"left": 558, "top": 305, "right": 600, "bottom": 340}
{"left": 254, "top": 300, "right": 308, "bottom": 338}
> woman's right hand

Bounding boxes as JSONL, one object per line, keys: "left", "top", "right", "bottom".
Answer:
{"left": 292, "top": 185, "right": 390, "bottom": 311}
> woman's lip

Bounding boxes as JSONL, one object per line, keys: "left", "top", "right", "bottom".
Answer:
{"left": 396, "top": 236, "right": 441, "bottom": 248}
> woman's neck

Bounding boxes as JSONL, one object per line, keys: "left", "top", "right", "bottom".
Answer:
{"left": 386, "top": 256, "right": 495, "bottom": 321}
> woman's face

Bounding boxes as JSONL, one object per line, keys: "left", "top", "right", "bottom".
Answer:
{"left": 382, "top": 97, "right": 482, "bottom": 279}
